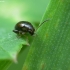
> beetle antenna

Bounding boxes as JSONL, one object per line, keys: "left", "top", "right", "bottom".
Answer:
{"left": 36, "top": 19, "right": 49, "bottom": 31}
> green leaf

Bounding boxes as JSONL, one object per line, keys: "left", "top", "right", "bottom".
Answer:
{"left": 22, "top": 0, "right": 70, "bottom": 70}
{"left": 0, "top": 0, "right": 50, "bottom": 70}
{"left": 0, "top": 29, "right": 27, "bottom": 61}
{"left": 0, "top": 18, "right": 28, "bottom": 70}
{"left": 0, "top": 60, "right": 11, "bottom": 70}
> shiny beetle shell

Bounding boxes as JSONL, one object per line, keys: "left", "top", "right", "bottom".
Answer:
{"left": 13, "top": 21, "right": 35, "bottom": 35}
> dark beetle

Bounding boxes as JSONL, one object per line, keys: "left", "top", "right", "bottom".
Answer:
{"left": 13, "top": 19, "right": 49, "bottom": 36}
{"left": 13, "top": 21, "right": 35, "bottom": 35}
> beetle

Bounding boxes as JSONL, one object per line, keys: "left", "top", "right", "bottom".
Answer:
{"left": 13, "top": 21, "right": 35, "bottom": 35}
{"left": 13, "top": 20, "right": 48, "bottom": 36}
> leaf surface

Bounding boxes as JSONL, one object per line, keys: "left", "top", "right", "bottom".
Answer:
{"left": 0, "top": 18, "right": 28, "bottom": 62}
{"left": 23, "top": 0, "right": 70, "bottom": 70}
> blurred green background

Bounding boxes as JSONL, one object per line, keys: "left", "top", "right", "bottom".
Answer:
{"left": 0, "top": 0, "right": 50, "bottom": 70}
